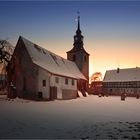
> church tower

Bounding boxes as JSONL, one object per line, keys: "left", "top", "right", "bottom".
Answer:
{"left": 67, "top": 15, "right": 89, "bottom": 83}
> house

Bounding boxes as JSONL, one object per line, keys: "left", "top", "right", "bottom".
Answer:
{"left": 89, "top": 81, "right": 103, "bottom": 95}
{"left": 103, "top": 67, "right": 140, "bottom": 97}
{"left": 7, "top": 36, "right": 86, "bottom": 100}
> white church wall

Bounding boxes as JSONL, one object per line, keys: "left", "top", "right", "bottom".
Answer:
{"left": 38, "top": 67, "right": 50, "bottom": 99}
{"left": 50, "top": 75, "right": 77, "bottom": 99}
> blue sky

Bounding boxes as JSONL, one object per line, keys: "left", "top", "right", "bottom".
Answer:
{"left": 0, "top": 1, "right": 140, "bottom": 77}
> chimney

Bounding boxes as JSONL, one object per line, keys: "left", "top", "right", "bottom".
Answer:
{"left": 117, "top": 68, "right": 120, "bottom": 73}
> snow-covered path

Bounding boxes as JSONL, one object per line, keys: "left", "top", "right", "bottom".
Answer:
{"left": 1, "top": 95, "right": 140, "bottom": 139}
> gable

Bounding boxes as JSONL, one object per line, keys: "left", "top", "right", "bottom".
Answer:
{"left": 11, "top": 37, "right": 32, "bottom": 66}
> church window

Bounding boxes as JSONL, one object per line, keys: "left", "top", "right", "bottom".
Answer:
{"left": 65, "top": 78, "right": 68, "bottom": 85}
{"left": 72, "top": 79, "right": 74, "bottom": 85}
{"left": 55, "top": 77, "right": 59, "bottom": 83}
{"left": 42, "top": 80, "right": 46, "bottom": 87}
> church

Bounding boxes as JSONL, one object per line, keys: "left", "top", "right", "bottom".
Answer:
{"left": 7, "top": 16, "right": 90, "bottom": 100}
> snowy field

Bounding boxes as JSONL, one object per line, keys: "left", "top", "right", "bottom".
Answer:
{"left": 1, "top": 95, "right": 140, "bottom": 139}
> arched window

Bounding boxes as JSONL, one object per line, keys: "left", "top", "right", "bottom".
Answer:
{"left": 84, "top": 55, "right": 87, "bottom": 62}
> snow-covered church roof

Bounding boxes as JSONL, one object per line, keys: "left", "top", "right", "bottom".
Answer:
{"left": 19, "top": 36, "right": 86, "bottom": 80}
{"left": 103, "top": 68, "right": 140, "bottom": 82}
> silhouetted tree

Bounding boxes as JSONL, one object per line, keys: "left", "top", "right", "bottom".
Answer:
{"left": 90, "top": 72, "right": 102, "bottom": 83}
{"left": 0, "top": 39, "right": 14, "bottom": 90}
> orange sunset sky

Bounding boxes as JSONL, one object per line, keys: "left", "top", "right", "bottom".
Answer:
{"left": 0, "top": 1, "right": 140, "bottom": 78}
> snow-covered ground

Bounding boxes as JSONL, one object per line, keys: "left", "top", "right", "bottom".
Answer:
{"left": 1, "top": 95, "right": 140, "bottom": 139}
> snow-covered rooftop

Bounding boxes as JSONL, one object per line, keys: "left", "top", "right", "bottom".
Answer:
{"left": 20, "top": 36, "right": 86, "bottom": 80}
{"left": 103, "top": 67, "right": 140, "bottom": 82}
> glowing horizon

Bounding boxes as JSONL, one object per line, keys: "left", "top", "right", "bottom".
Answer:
{"left": 0, "top": 1, "right": 140, "bottom": 79}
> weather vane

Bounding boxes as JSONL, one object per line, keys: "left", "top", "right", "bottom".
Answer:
{"left": 77, "top": 11, "right": 80, "bottom": 19}
{"left": 77, "top": 11, "right": 80, "bottom": 16}
{"left": 75, "top": 11, "right": 80, "bottom": 23}
{"left": 74, "top": 11, "right": 80, "bottom": 22}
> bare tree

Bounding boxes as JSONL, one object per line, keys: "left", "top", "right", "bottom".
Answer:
{"left": 0, "top": 39, "right": 14, "bottom": 91}
{"left": 0, "top": 39, "right": 13, "bottom": 63}
{"left": 90, "top": 72, "right": 102, "bottom": 83}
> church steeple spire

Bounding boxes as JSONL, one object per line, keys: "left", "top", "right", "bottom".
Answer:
{"left": 73, "top": 13, "right": 84, "bottom": 50}
{"left": 76, "top": 15, "right": 81, "bottom": 35}
{"left": 67, "top": 13, "right": 90, "bottom": 84}
{"left": 78, "top": 15, "right": 80, "bottom": 29}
